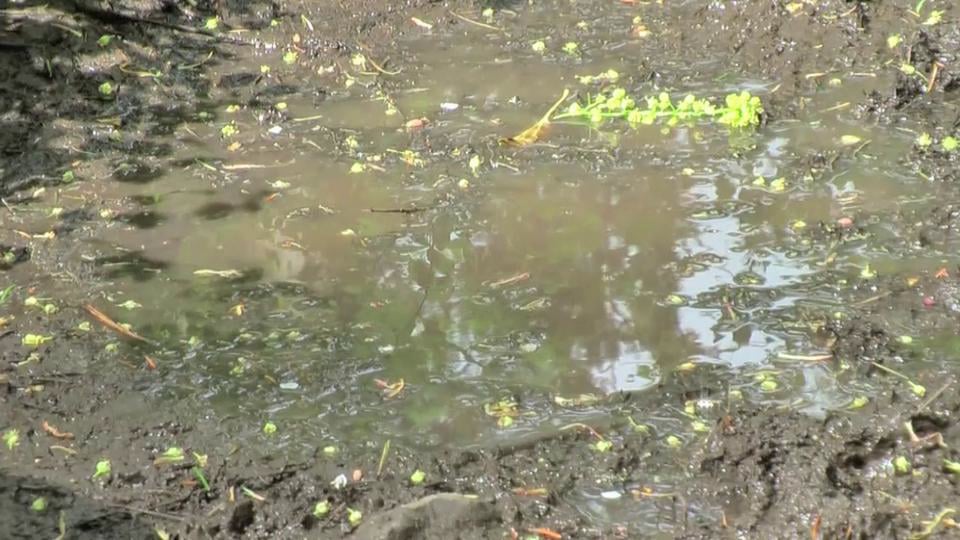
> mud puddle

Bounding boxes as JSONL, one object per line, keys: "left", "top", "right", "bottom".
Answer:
{"left": 3, "top": 0, "right": 960, "bottom": 538}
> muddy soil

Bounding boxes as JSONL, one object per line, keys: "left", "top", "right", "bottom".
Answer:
{"left": 3, "top": 0, "right": 960, "bottom": 538}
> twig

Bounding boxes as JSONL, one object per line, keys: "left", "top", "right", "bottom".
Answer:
{"left": 104, "top": 504, "right": 192, "bottom": 523}
{"left": 367, "top": 207, "right": 430, "bottom": 214}
{"left": 449, "top": 11, "right": 502, "bottom": 31}
{"left": 83, "top": 304, "right": 150, "bottom": 343}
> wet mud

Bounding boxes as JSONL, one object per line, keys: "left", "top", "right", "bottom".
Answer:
{"left": 3, "top": 0, "right": 960, "bottom": 538}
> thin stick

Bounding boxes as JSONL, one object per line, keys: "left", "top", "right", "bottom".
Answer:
{"left": 83, "top": 304, "right": 150, "bottom": 343}
{"left": 449, "top": 11, "right": 502, "bottom": 31}
{"left": 777, "top": 353, "right": 833, "bottom": 362}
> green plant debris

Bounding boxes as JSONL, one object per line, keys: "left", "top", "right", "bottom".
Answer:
{"left": 887, "top": 34, "right": 902, "bottom": 48}
{"left": 916, "top": 132, "right": 933, "bottom": 147}
{"left": 840, "top": 134, "right": 862, "bottom": 146}
{"left": 911, "top": 508, "right": 955, "bottom": 540}
{"left": 760, "top": 379, "right": 778, "bottom": 392}
{"left": 313, "top": 501, "right": 330, "bottom": 518}
{"left": 154, "top": 447, "right": 185, "bottom": 465}
{"left": 31, "top": 497, "right": 47, "bottom": 512}
{"left": 562, "top": 42, "right": 579, "bottom": 55}
{"left": 93, "top": 459, "right": 111, "bottom": 479}
{"left": 204, "top": 17, "right": 219, "bottom": 31}
{"left": 283, "top": 51, "right": 298, "bottom": 65}
{"left": 347, "top": 507, "right": 363, "bottom": 527}
{"left": 594, "top": 439, "right": 614, "bottom": 452}
{"left": 554, "top": 88, "right": 763, "bottom": 129}
{"left": 241, "top": 486, "right": 266, "bottom": 501}
{"left": 98, "top": 82, "right": 114, "bottom": 96}
{"left": 848, "top": 396, "right": 869, "bottom": 410}
{"left": 192, "top": 467, "right": 210, "bottom": 492}
{"left": 117, "top": 300, "right": 142, "bottom": 310}
{"left": 323, "top": 446, "right": 338, "bottom": 457}
{"left": 97, "top": 34, "right": 113, "bottom": 47}
{"left": 531, "top": 40, "right": 546, "bottom": 53}
{"left": 577, "top": 69, "right": 619, "bottom": 85}
{"left": 943, "top": 136, "right": 958, "bottom": 152}
{"left": 62, "top": 170, "right": 75, "bottom": 183}
{"left": 922, "top": 10, "right": 943, "bottom": 26}
{"left": 377, "top": 439, "right": 391, "bottom": 477}
{"left": 893, "top": 455, "right": 911, "bottom": 475}
{"left": 943, "top": 459, "right": 960, "bottom": 474}
{"left": 263, "top": 422, "right": 277, "bottom": 435}
{"left": 871, "top": 362, "right": 926, "bottom": 397}
{"left": 22, "top": 334, "right": 53, "bottom": 347}
{"left": 220, "top": 123, "right": 238, "bottom": 138}
{"left": 410, "top": 469, "right": 426, "bottom": 485}
{"left": 0, "top": 285, "right": 14, "bottom": 305}
{"left": 3, "top": 429, "right": 20, "bottom": 450}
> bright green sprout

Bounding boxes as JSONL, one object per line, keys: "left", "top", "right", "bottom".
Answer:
{"left": 62, "top": 170, "right": 75, "bottom": 183}
{"left": 347, "top": 508, "right": 363, "bottom": 527}
{"left": 840, "top": 134, "right": 862, "bottom": 146}
{"left": 893, "top": 455, "right": 911, "bottom": 475}
{"left": 531, "top": 40, "right": 546, "bottom": 53}
{"left": 205, "top": 17, "right": 219, "bottom": 31}
{"left": 887, "top": 34, "right": 902, "bottom": 49}
{"left": 98, "top": 82, "right": 114, "bottom": 96}
{"left": 349, "top": 162, "right": 366, "bottom": 174}
{"left": 313, "top": 501, "right": 330, "bottom": 518}
{"left": 220, "top": 123, "right": 238, "bottom": 138}
{"left": 923, "top": 10, "right": 943, "bottom": 25}
{"left": 848, "top": 396, "right": 869, "bottom": 410}
{"left": 93, "top": 459, "right": 111, "bottom": 479}
{"left": 410, "top": 469, "right": 426, "bottom": 485}
{"left": 97, "top": 34, "right": 113, "bottom": 47}
{"left": 283, "top": 51, "right": 298, "bottom": 65}
{"left": 562, "top": 42, "right": 579, "bottom": 55}
{"left": 117, "top": 300, "right": 142, "bottom": 310}
{"left": 481, "top": 8, "right": 494, "bottom": 19}
{"left": 263, "top": 422, "right": 278, "bottom": 435}
{"left": 322, "top": 446, "right": 338, "bottom": 457}
{"left": 944, "top": 459, "right": 960, "bottom": 474}
{"left": 31, "top": 497, "right": 47, "bottom": 512}
{"left": 0, "top": 285, "right": 14, "bottom": 305}
{"left": 192, "top": 467, "right": 210, "bottom": 491}
{"left": 554, "top": 88, "right": 762, "bottom": 130}
{"left": 22, "top": 334, "right": 53, "bottom": 347}
{"left": 665, "top": 435, "right": 682, "bottom": 448}
{"left": 916, "top": 132, "right": 933, "bottom": 147}
{"left": 3, "top": 429, "right": 19, "bottom": 450}
{"left": 760, "top": 379, "right": 779, "bottom": 392}
{"left": 594, "top": 440, "right": 613, "bottom": 452}
{"left": 154, "top": 447, "right": 185, "bottom": 465}
{"left": 943, "top": 136, "right": 958, "bottom": 152}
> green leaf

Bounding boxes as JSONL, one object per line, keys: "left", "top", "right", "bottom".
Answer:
{"left": 3, "top": 429, "right": 20, "bottom": 450}
{"left": 312, "top": 501, "right": 330, "bottom": 518}
{"left": 263, "top": 422, "right": 277, "bottom": 435}
{"left": 93, "top": 459, "right": 112, "bottom": 479}
{"left": 31, "top": 497, "right": 47, "bottom": 512}
{"left": 347, "top": 508, "right": 363, "bottom": 527}
{"left": 409, "top": 469, "right": 426, "bottom": 485}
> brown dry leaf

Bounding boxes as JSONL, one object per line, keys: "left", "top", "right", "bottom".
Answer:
{"left": 499, "top": 89, "right": 569, "bottom": 146}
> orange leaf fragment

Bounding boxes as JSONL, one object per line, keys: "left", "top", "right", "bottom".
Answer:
{"left": 528, "top": 527, "right": 562, "bottom": 540}
{"left": 42, "top": 420, "right": 74, "bottom": 440}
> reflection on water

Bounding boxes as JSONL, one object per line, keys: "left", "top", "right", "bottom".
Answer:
{"left": 3, "top": 0, "right": 935, "bottom": 531}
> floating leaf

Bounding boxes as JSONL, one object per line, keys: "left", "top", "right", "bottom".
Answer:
{"left": 840, "top": 135, "right": 862, "bottom": 146}
{"left": 500, "top": 89, "right": 570, "bottom": 146}
{"left": 93, "top": 459, "right": 112, "bottom": 479}
{"left": 3, "top": 429, "right": 19, "bottom": 450}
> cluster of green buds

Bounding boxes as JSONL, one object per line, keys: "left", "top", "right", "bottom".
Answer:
{"left": 553, "top": 88, "right": 763, "bottom": 129}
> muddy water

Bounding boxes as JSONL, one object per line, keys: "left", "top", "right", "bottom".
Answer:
{"left": 3, "top": 0, "right": 948, "bottom": 532}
